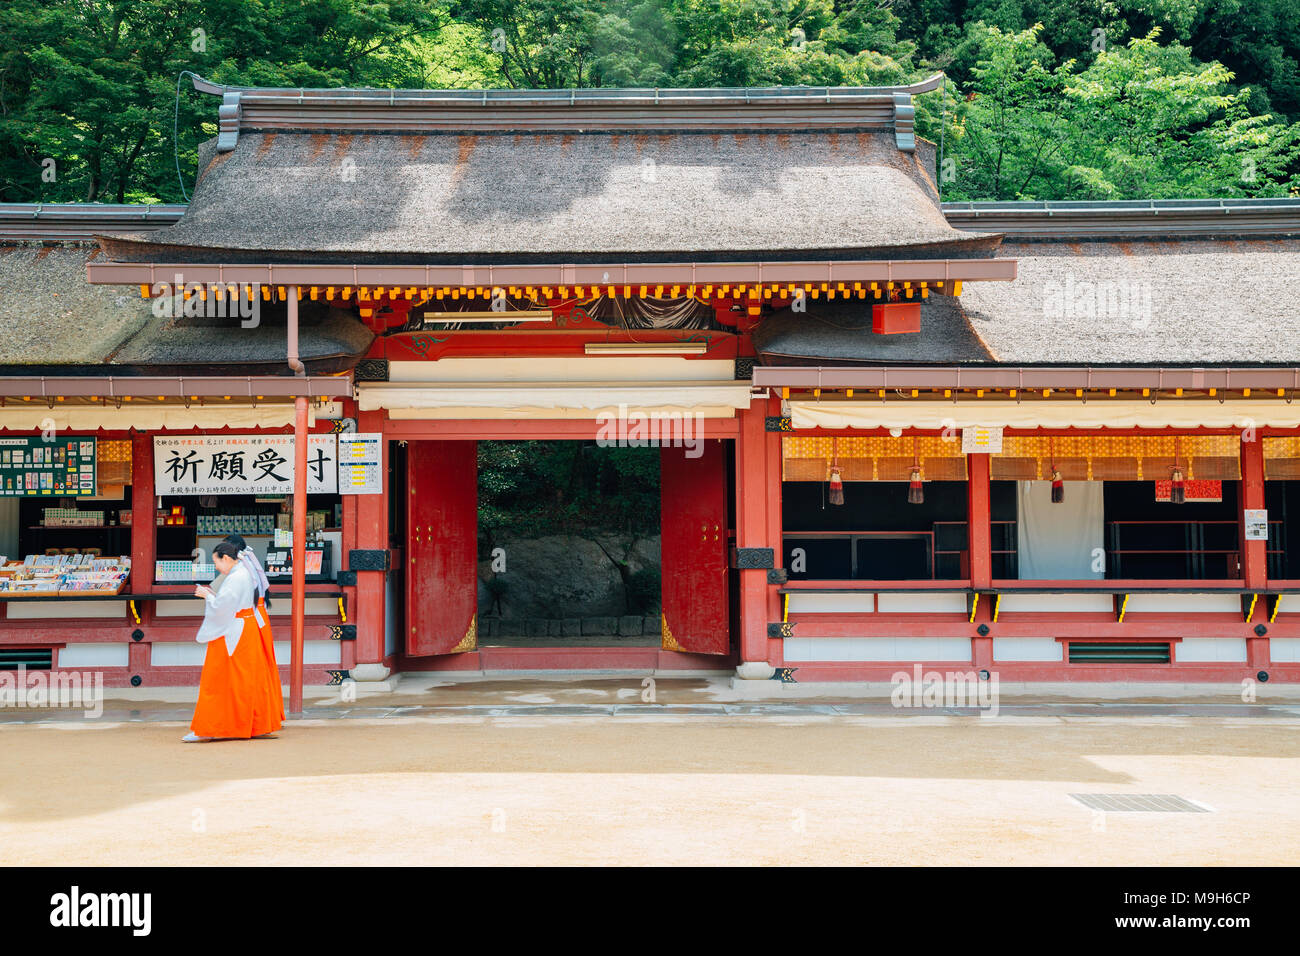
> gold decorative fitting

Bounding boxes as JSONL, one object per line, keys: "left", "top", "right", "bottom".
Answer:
{"left": 452, "top": 615, "right": 477, "bottom": 653}
{"left": 661, "top": 614, "right": 682, "bottom": 652}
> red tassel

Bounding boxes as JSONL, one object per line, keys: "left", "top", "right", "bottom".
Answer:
{"left": 828, "top": 467, "right": 844, "bottom": 506}
{"left": 908, "top": 467, "right": 924, "bottom": 505}
{"left": 1170, "top": 467, "right": 1186, "bottom": 504}
{"left": 1050, "top": 468, "right": 1064, "bottom": 504}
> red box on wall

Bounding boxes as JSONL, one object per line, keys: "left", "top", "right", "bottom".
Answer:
{"left": 872, "top": 302, "right": 922, "bottom": 335}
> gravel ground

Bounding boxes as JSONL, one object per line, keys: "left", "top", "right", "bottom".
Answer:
{"left": 3, "top": 705, "right": 1297, "bottom": 866}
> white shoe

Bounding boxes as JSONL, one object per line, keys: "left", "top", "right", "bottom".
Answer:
{"left": 182, "top": 732, "right": 212, "bottom": 743}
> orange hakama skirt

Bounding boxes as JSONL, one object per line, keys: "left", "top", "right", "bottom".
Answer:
{"left": 256, "top": 596, "right": 285, "bottom": 722}
{"left": 191, "top": 607, "right": 283, "bottom": 739}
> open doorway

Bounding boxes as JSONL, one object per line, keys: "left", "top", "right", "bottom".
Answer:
{"left": 476, "top": 441, "right": 662, "bottom": 646}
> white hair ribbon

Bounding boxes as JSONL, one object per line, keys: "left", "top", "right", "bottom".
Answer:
{"left": 239, "top": 548, "right": 270, "bottom": 598}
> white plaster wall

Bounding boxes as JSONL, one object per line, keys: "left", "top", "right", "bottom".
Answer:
{"left": 992, "top": 637, "right": 1063, "bottom": 662}
{"left": 1175, "top": 638, "right": 1248, "bottom": 663}
{"left": 783, "top": 636, "right": 971, "bottom": 662}
{"left": 786, "top": 592, "right": 874, "bottom": 614}
{"left": 1125, "top": 594, "right": 1240, "bottom": 614}
{"left": 6, "top": 601, "right": 127, "bottom": 620}
{"left": 58, "top": 643, "right": 129, "bottom": 667}
{"left": 996, "top": 594, "right": 1114, "bottom": 613}
{"left": 1269, "top": 638, "right": 1300, "bottom": 663}
{"left": 875, "top": 592, "right": 967, "bottom": 614}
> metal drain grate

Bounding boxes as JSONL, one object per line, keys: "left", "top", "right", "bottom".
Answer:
{"left": 1069, "top": 793, "right": 1210, "bottom": 813}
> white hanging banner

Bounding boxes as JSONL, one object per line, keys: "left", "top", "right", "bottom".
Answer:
{"left": 154, "top": 435, "right": 338, "bottom": 495}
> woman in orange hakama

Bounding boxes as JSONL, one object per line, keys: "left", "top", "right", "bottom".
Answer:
{"left": 224, "top": 534, "right": 285, "bottom": 724}
{"left": 184, "top": 541, "right": 282, "bottom": 742}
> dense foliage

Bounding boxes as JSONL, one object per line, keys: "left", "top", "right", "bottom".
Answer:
{"left": 2, "top": 1, "right": 1297, "bottom": 201}
{"left": 478, "top": 441, "right": 660, "bottom": 539}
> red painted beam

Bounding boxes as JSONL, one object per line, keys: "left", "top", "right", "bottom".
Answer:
{"left": 382, "top": 417, "right": 741, "bottom": 440}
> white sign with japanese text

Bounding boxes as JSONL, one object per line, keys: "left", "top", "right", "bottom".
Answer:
{"left": 337, "top": 433, "right": 384, "bottom": 494}
{"left": 154, "top": 435, "right": 338, "bottom": 495}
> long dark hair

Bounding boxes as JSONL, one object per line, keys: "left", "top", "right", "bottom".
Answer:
{"left": 213, "top": 541, "right": 241, "bottom": 561}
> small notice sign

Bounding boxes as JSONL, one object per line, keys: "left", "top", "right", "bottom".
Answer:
{"left": 0, "top": 437, "right": 96, "bottom": 497}
{"left": 1244, "top": 509, "right": 1269, "bottom": 541}
{"left": 337, "top": 433, "right": 383, "bottom": 494}
{"left": 961, "top": 426, "right": 1004, "bottom": 454}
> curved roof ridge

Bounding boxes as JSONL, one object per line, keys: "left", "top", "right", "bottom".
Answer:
{"left": 191, "top": 73, "right": 945, "bottom": 152}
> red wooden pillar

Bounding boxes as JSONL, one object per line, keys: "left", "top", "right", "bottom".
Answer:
{"left": 128, "top": 431, "right": 156, "bottom": 679}
{"left": 352, "top": 409, "right": 388, "bottom": 672}
{"left": 340, "top": 485, "right": 357, "bottom": 672}
{"left": 289, "top": 394, "right": 308, "bottom": 715}
{"left": 764, "top": 396, "right": 783, "bottom": 663}
{"left": 1240, "top": 437, "right": 1267, "bottom": 590}
{"left": 1241, "top": 436, "right": 1270, "bottom": 670}
{"left": 967, "top": 452, "right": 994, "bottom": 668}
{"left": 736, "top": 396, "right": 781, "bottom": 669}
{"left": 129, "top": 431, "right": 154, "bottom": 622}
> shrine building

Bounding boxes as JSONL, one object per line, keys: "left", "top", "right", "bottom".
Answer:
{"left": 1, "top": 74, "right": 1299, "bottom": 691}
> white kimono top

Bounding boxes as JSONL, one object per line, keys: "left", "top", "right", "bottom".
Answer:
{"left": 195, "top": 562, "right": 263, "bottom": 655}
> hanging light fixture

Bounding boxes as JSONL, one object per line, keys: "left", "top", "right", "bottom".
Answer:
{"left": 908, "top": 437, "right": 924, "bottom": 505}
{"left": 1170, "top": 438, "right": 1186, "bottom": 504}
{"left": 1050, "top": 438, "right": 1064, "bottom": 503}
{"left": 828, "top": 438, "right": 844, "bottom": 506}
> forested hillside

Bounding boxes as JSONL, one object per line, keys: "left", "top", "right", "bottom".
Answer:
{"left": 1, "top": 0, "right": 1296, "bottom": 203}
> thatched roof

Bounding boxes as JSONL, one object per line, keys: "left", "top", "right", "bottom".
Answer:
{"left": 0, "top": 244, "right": 372, "bottom": 372}
{"left": 754, "top": 239, "right": 1300, "bottom": 366}
{"left": 96, "top": 130, "right": 999, "bottom": 265}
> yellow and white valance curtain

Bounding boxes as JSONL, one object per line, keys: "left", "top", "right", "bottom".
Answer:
{"left": 1263, "top": 437, "right": 1300, "bottom": 479}
{"left": 990, "top": 435, "right": 1241, "bottom": 481}
{"left": 782, "top": 436, "right": 968, "bottom": 482}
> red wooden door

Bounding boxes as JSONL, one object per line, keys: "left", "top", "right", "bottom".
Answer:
{"left": 659, "top": 441, "right": 730, "bottom": 654}
{"left": 406, "top": 440, "right": 479, "bottom": 656}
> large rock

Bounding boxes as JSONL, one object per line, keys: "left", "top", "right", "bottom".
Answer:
{"left": 478, "top": 534, "right": 660, "bottom": 619}
{"left": 583, "top": 616, "right": 618, "bottom": 636}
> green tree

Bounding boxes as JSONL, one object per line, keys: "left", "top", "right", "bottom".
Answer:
{"left": 945, "top": 24, "right": 1075, "bottom": 199}
{"left": 1061, "top": 29, "right": 1299, "bottom": 198}
{"left": 0, "top": 0, "right": 442, "bottom": 203}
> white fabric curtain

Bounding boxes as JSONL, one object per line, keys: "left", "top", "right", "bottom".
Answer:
{"left": 1016, "top": 480, "right": 1105, "bottom": 579}
{"left": 359, "top": 383, "right": 754, "bottom": 414}
{"left": 0, "top": 406, "right": 304, "bottom": 431}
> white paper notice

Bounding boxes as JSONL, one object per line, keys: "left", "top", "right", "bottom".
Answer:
{"left": 1244, "top": 509, "right": 1269, "bottom": 541}
{"left": 337, "top": 433, "right": 383, "bottom": 494}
